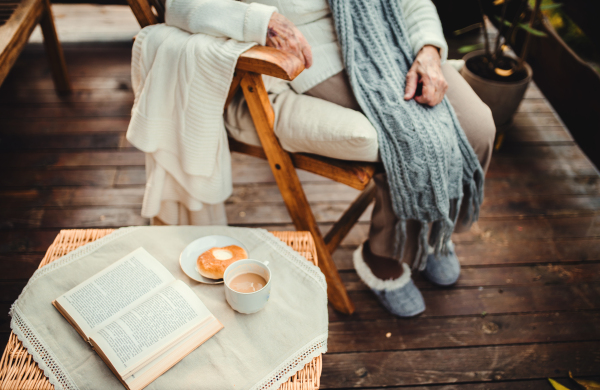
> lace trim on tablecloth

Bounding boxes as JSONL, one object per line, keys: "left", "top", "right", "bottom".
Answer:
{"left": 8, "top": 227, "right": 139, "bottom": 390}
{"left": 251, "top": 229, "right": 328, "bottom": 294}
{"left": 11, "top": 306, "right": 78, "bottom": 390}
{"left": 252, "top": 334, "right": 327, "bottom": 390}
{"left": 250, "top": 229, "right": 328, "bottom": 390}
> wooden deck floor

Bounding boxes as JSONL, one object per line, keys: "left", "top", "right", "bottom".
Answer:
{"left": 1, "top": 39, "right": 600, "bottom": 388}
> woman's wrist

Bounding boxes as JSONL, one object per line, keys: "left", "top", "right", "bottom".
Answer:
{"left": 419, "top": 45, "right": 441, "bottom": 60}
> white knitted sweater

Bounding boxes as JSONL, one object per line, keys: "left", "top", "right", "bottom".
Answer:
{"left": 166, "top": 0, "right": 448, "bottom": 93}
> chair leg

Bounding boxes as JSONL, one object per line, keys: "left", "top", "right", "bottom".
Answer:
{"left": 324, "top": 180, "right": 376, "bottom": 254}
{"left": 240, "top": 71, "right": 355, "bottom": 315}
{"left": 39, "top": 0, "right": 71, "bottom": 94}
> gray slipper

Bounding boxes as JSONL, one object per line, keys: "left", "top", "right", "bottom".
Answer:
{"left": 353, "top": 243, "right": 425, "bottom": 317}
{"left": 422, "top": 241, "right": 461, "bottom": 286}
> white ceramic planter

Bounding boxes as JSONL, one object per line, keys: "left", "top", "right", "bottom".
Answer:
{"left": 460, "top": 50, "right": 533, "bottom": 126}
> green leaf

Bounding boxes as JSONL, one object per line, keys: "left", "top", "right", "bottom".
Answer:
{"left": 540, "top": 3, "right": 562, "bottom": 10}
{"left": 518, "top": 23, "right": 548, "bottom": 37}
{"left": 458, "top": 43, "right": 484, "bottom": 54}
{"left": 548, "top": 378, "right": 571, "bottom": 390}
{"left": 569, "top": 371, "right": 600, "bottom": 389}
{"left": 494, "top": 15, "right": 513, "bottom": 27}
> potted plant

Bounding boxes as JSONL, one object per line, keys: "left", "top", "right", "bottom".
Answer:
{"left": 459, "top": 0, "right": 557, "bottom": 126}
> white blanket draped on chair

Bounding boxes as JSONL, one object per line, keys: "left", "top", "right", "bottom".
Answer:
{"left": 127, "top": 24, "right": 256, "bottom": 225}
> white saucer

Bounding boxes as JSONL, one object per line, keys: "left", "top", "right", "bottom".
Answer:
{"left": 179, "top": 235, "right": 249, "bottom": 284}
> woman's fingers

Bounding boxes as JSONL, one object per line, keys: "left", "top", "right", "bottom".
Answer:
{"left": 266, "top": 12, "right": 313, "bottom": 69}
{"left": 404, "top": 68, "right": 419, "bottom": 100}
{"left": 415, "top": 83, "right": 434, "bottom": 105}
{"left": 299, "top": 37, "right": 313, "bottom": 68}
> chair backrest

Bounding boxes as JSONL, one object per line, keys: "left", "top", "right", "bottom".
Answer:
{"left": 126, "top": 0, "right": 164, "bottom": 27}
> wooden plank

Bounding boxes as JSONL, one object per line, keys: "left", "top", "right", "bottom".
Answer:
{"left": 114, "top": 166, "right": 146, "bottom": 186}
{"left": 0, "top": 255, "right": 44, "bottom": 279}
{"left": 226, "top": 202, "right": 373, "bottom": 225}
{"left": 512, "top": 112, "right": 564, "bottom": 127}
{"left": 480, "top": 195, "right": 600, "bottom": 218}
{"left": 231, "top": 176, "right": 600, "bottom": 203}
{"left": 488, "top": 153, "right": 597, "bottom": 179}
{"left": 319, "top": 342, "right": 600, "bottom": 388}
{"left": 0, "top": 133, "right": 123, "bottom": 150}
{"left": 457, "top": 216, "right": 600, "bottom": 241}
{"left": 341, "top": 263, "right": 600, "bottom": 290}
{"left": 332, "top": 238, "right": 600, "bottom": 270}
{"left": 2, "top": 43, "right": 132, "bottom": 78}
{"left": 0, "top": 207, "right": 147, "bottom": 228}
{"left": 454, "top": 238, "right": 600, "bottom": 266}
{"left": 113, "top": 159, "right": 333, "bottom": 186}
{"left": 515, "top": 98, "right": 554, "bottom": 113}
{"left": 328, "top": 283, "right": 600, "bottom": 322}
{"left": 503, "top": 126, "right": 574, "bottom": 144}
{"left": 262, "top": 217, "right": 600, "bottom": 249}
{"left": 484, "top": 175, "right": 600, "bottom": 197}
{"left": 229, "top": 183, "right": 361, "bottom": 204}
{"left": 0, "top": 168, "right": 116, "bottom": 187}
{"left": 0, "top": 102, "right": 132, "bottom": 118}
{"left": 40, "top": 207, "right": 147, "bottom": 228}
{"left": 6, "top": 185, "right": 583, "bottom": 224}
{"left": 1, "top": 75, "right": 132, "bottom": 90}
{"left": 0, "top": 118, "right": 130, "bottom": 134}
{"left": 0, "top": 229, "right": 60, "bottom": 253}
{"left": 0, "top": 187, "right": 145, "bottom": 208}
{"left": 328, "top": 311, "right": 600, "bottom": 353}
{"left": 7, "top": 199, "right": 600, "bottom": 232}
{"left": 0, "top": 151, "right": 144, "bottom": 167}
{"left": 0, "top": 280, "right": 29, "bottom": 302}
{"left": 0, "top": 88, "right": 133, "bottom": 104}
{"left": 0, "top": 304, "right": 14, "bottom": 333}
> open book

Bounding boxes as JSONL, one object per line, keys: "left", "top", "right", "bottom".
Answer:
{"left": 53, "top": 247, "right": 223, "bottom": 390}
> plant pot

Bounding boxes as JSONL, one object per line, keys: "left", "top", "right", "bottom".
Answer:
{"left": 460, "top": 50, "right": 533, "bottom": 126}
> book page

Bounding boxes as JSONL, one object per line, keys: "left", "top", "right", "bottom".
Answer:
{"left": 54, "top": 248, "right": 175, "bottom": 338}
{"left": 123, "top": 318, "right": 223, "bottom": 390}
{"left": 89, "top": 281, "right": 213, "bottom": 378}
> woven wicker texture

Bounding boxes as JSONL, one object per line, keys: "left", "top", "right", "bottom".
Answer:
{"left": 0, "top": 229, "right": 322, "bottom": 390}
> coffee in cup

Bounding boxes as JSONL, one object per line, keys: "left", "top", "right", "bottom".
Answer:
{"left": 229, "top": 273, "right": 267, "bottom": 293}
{"left": 223, "top": 259, "right": 271, "bottom": 314}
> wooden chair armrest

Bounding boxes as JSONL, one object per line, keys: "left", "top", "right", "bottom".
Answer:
{"left": 236, "top": 46, "right": 305, "bottom": 81}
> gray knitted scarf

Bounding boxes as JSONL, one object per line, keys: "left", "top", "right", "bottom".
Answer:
{"left": 328, "top": 0, "right": 485, "bottom": 270}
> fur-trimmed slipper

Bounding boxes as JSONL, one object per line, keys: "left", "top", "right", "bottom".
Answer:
{"left": 353, "top": 243, "right": 425, "bottom": 317}
{"left": 422, "top": 241, "right": 461, "bottom": 286}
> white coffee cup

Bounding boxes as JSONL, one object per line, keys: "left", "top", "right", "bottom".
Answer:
{"left": 223, "top": 259, "right": 272, "bottom": 314}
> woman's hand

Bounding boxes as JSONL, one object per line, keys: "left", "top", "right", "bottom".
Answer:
{"left": 266, "top": 12, "right": 313, "bottom": 69}
{"left": 404, "top": 45, "right": 447, "bottom": 107}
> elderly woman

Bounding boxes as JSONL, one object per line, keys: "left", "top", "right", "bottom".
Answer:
{"left": 165, "top": 0, "right": 496, "bottom": 317}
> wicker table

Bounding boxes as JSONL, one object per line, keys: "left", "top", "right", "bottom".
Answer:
{"left": 0, "top": 229, "right": 322, "bottom": 390}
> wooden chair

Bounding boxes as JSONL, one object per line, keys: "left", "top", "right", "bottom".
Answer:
{"left": 126, "top": 0, "right": 382, "bottom": 314}
{"left": 0, "top": 0, "right": 70, "bottom": 91}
